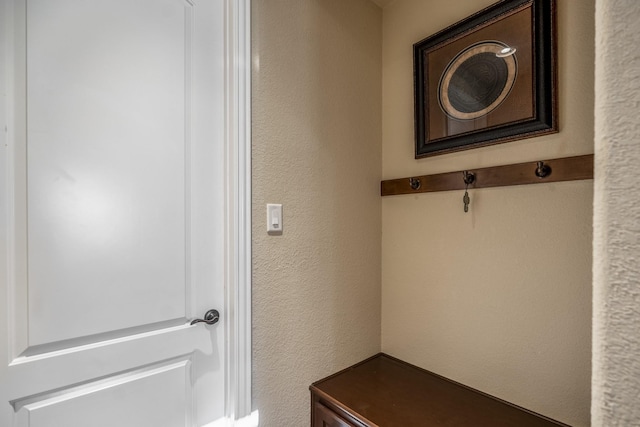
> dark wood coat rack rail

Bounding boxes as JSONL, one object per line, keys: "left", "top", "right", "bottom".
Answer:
{"left": 380, "top": 154, "right": 594, "bottom": 197}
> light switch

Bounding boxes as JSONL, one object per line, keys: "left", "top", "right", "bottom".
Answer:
{"left": 267, "top": 204, "right": 283, "bottom": 234}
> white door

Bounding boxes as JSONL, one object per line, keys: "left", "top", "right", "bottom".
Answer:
{"left": 0, "top": 0, "right": 229, "bottom": 425}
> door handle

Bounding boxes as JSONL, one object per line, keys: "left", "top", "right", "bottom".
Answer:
{"left": 190, "top": 309, "right": 220, "bottom": 326}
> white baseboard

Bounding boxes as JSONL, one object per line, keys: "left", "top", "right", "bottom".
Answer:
{"left": 203, "top": 411, "right": 260, "bottom": 427}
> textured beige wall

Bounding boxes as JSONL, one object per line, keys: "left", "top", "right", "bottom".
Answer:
{"left": 381, "top": 1, "right": 594, "bottom": 426}
{"left": 251, "top": 1, "right": 382, "bottom": 425}
{"left": 592, "top": 0, "right": 640, "bottom": 425}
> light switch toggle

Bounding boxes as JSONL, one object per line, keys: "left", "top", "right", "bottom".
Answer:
{"left": 267, "top": 204, "right": 283, "bottom": 234}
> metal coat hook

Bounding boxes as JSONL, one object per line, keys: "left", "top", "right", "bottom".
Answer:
{"left": 462, "top": 171, "right": 475, "bottom": 185}
{"left": 462, "top": 171, "right": 475, "bottom": 213}
{"left": 409, "top": 177, "right": 421, "bottom": 190}
{"left": 535, "top": 161, "right": 552, "bottom": 178}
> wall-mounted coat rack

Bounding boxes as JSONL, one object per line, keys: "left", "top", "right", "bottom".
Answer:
{"left": 380, "top": 154, "right": 593, "bottom": 197}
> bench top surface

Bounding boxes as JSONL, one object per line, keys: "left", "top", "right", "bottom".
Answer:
{"left": 310, "top": 353, "right": 568, "bottom": 427}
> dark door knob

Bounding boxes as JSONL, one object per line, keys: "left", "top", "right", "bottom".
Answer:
{"left": 190, "top": 309, "right": 220, "bottom": 326}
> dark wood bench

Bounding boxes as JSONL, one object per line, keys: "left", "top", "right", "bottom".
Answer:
{"left": 310, "top": 353, "right": 569, "bottom": 427}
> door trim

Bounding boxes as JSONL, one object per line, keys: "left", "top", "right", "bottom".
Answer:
{"left": 224, "top": 0, "right": 253, "bottom": 423}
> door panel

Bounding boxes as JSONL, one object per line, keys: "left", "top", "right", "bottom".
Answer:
{"left": 15, "top": 358, "right": 192, "bottom": 427}
{"left": 1, "top": 0, "right": 226, "bottom": 425}
{"left": 27, "top": 0, "right": 189, "bottom": 346}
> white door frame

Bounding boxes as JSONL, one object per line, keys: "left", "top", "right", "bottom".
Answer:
{"left": 222, "top": 0, "right": 253, "bottom": 425}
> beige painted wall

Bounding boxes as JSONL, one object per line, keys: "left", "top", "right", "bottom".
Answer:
{"left": 251, "top": 1, "right": 382, "bottom": 425}
{"left": 381, "top": 1, "right": 594, "bottom": 426}
{"left": 592, "top": 0, "right": 640, "bottom": 425}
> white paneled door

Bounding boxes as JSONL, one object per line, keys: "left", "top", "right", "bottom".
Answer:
{"left": 0, "top": 0, "right": 232, "bottom": 425}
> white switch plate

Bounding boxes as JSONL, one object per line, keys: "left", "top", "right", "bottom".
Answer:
{"left": 267, "top": 204, "right": 283, "bottom": 234}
